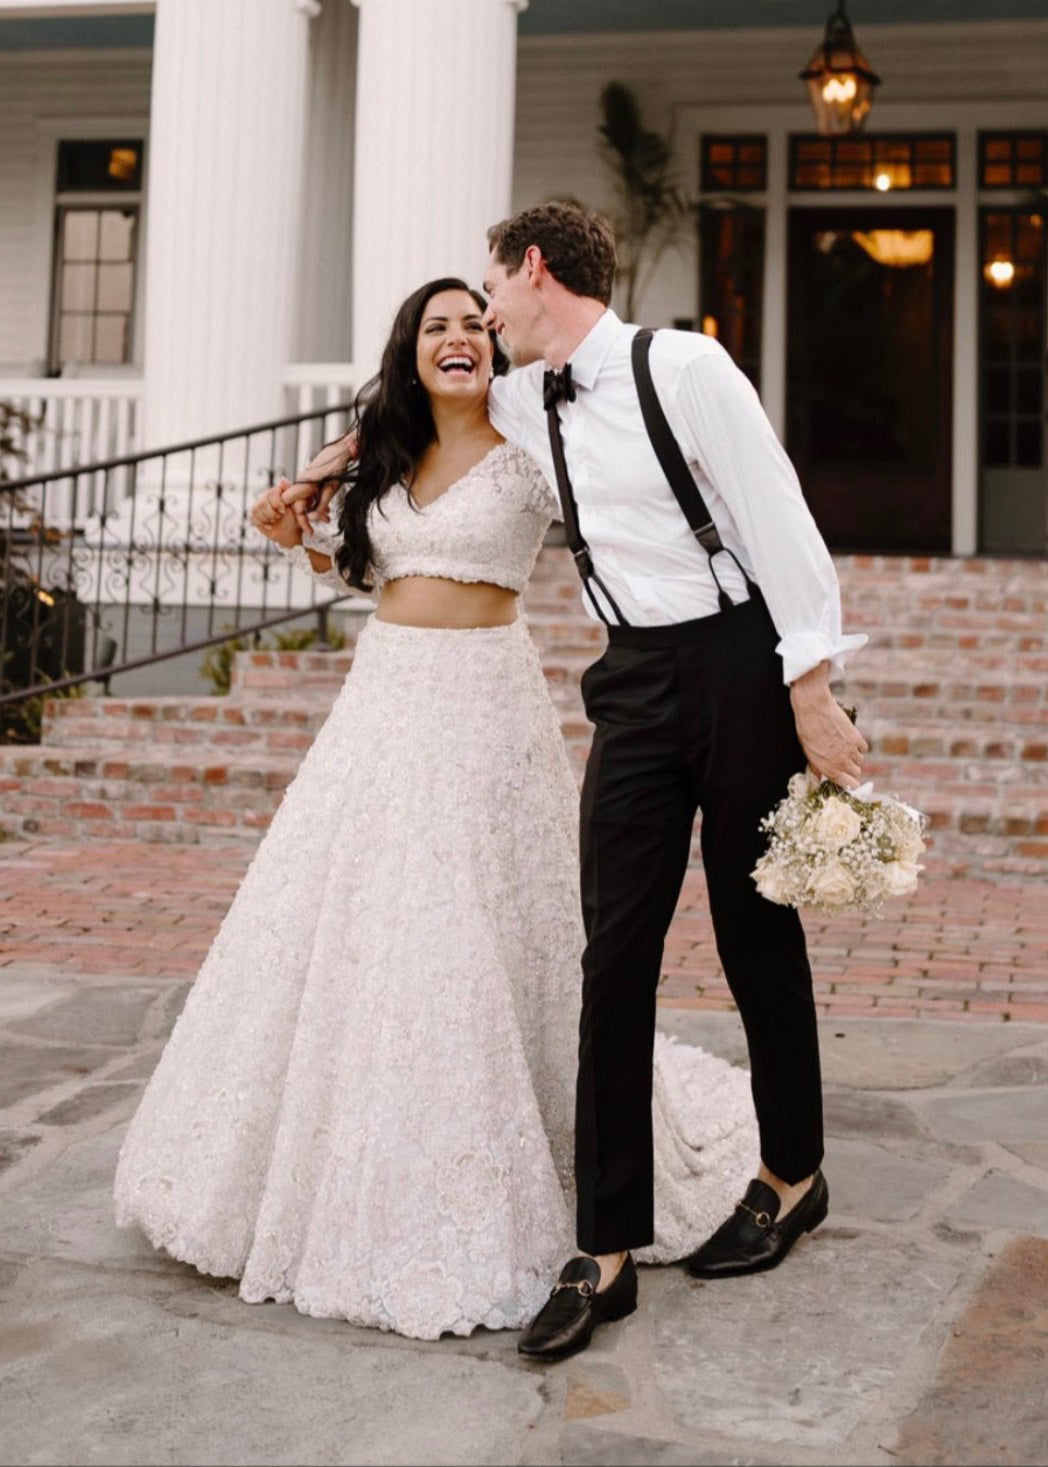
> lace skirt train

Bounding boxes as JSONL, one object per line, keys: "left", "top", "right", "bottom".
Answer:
{"left": 114, "top": 613, "right": 758, "bottom": 1340}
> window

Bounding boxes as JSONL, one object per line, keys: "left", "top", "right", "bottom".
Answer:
{"left": 701, "top": 135, "right": 767, "bottom": 193}
{"left": 980, "top": 209, "right": 1045, "bottom": 471}
{"left": 48, "top": 139, "right": 143, "bottom": 374}
{"left": 979, "top": 132, "right": 1047, "bottom": 190}
{"left": 698, "top": 205, "right": 765, "bottom": 388}
{"left": 790, "top": 133, "right": 955, "bottom": 191}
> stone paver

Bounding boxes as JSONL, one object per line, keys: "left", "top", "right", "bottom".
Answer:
{"left": 0, "top": 982, "right": 1046, "bottom": 1466}
{"left": 2, "top": 838, "right": 1047, "bottom": 1023}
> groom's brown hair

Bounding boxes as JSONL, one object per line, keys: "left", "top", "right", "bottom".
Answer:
{"left": 487, "top": 203, "right": 617, "bottom": 305}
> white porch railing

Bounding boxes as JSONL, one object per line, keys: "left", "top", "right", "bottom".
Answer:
{"left": 282, "top": 362, "right": 358, "bottom": 417}
{"left": 0, "top": 377, "right": 143, "bottom": 473}
{"left": 0, "top": 377, "right": 144, "bottom": 526}
{"left": 1, "top": 368, "right": 357, "bottom": 530}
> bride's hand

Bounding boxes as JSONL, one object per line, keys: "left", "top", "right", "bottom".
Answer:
{"left": 248, "top": 482, "right": 302, "bottom": 550}
{"left": 281, "top": 430, "right": 358, "bottom": 533}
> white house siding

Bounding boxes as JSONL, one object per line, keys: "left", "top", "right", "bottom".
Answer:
{"left": 0, "top": 46, "right": 152, "bottom": 376}
{"left": 512, "top": 21, "right": 1048, "bottom": 329}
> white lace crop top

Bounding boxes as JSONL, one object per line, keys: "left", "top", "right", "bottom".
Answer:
{"left": 280, "top": 441, "right": 558, "bottom": 596}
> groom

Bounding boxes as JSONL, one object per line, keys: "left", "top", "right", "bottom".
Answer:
{"left": 479, "top": 203, "right": 867, "bottom": 1361}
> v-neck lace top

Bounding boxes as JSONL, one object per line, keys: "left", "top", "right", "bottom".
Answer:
{"left": 295, "top": 441, "right": 557, "bottom": 595}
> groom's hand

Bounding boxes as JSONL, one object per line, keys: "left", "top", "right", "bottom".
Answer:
{"left": 789, "top": 662, "right": 868, "bottom": 789}
{"left": 280, "top": 430, "right": 358, "bottom": 533}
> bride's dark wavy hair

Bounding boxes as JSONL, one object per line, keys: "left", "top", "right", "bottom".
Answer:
{"left": 329, "top": 277, "right": 508, "bottom": 591}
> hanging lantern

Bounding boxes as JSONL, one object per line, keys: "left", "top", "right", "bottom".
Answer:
{"left": 800, "top": 3, "right": 881, "bottom": 136}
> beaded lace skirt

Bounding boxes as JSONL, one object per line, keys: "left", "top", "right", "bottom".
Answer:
{"left": 114, "top": 614, "right": 757, "bottom": 1340}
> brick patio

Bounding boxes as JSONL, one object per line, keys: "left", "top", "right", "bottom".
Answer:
{"left": 2, "top": 547, "right": 1046, "bottom": 1024}
{"left": 1, "top": 837, "right": 1046, "bottom": 1024}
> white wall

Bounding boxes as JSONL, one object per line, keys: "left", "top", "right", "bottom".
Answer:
{"left": 512, "top": 19, "right": 1048, "bottom": 326}
{"left": 0, "top": 46, "right": 152, "bottom": 375}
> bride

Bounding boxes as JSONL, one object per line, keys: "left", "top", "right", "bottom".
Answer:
{"left": 113, "top": 277, "right": 757, "bottom": 1342}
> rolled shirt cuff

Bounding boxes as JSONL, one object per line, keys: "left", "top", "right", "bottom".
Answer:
{"left": 775, "top": 630, "right": 869, "bottom": 687}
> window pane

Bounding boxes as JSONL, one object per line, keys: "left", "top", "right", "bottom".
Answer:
{"left": 93, "top": 315, "right": 128, "bottom": 363}
{"left": 99, "top": 209, "right": 134, "bottom": 261}
{"left": 96, "top": 262, "right": 133, "bottom": 312}
{"left": 63, "top": 211, "right": 98, "bottom": 262}
{"left": 1016, "top": 369, "right": 1042, "bottom": 416}
{"left": 983, "top": 419, "right": 1010, "bottom": 467}
{"left": 980, "top": 131, "right": 1048, "bottom": 189}
{"left": 1015, "top": 419, "right": 1043, "bottom": 467}
{"left": 56, "top": 139, "right": 143, "bottom": 191}
{"left": 62, "top": 262, "right": 96, "bottom": 311}
{"left": 701, "top": 135, "right": 766, "bottom": 192}
{"left": 984, "top": 368, "right": 1010, "bottom": 415}
{"left": 791, "top": 133, "right": 954, "bottom": 190}
{"left": 58, "top": 313, "right": 94, "bottom": 364}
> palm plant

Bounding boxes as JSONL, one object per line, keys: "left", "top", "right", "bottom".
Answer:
{"left": 597, "top": 81, "right": 692, "bottom": 320}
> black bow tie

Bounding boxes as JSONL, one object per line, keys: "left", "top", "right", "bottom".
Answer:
{"left": 543, "top": 364, "right": 576, "bottom": 411}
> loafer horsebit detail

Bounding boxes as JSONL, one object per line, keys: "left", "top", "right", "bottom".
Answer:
{"left": 551, "top": 1278, "right": 595, "bottom": 1297}
{"left": 735, "top": 1199, "right": 774, "bottom": 1230}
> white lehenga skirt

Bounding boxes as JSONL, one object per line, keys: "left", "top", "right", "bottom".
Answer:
{"left": 114, "top": 614, "right": 758, "bottom": 1340}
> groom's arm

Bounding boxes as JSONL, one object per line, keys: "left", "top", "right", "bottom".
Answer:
{"left": 665, "top": 341, "right": 868, "bottom": 786}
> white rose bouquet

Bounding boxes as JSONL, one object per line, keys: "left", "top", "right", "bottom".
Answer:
{"left": 751, "top": 717, "right": 928, "bottom": 916}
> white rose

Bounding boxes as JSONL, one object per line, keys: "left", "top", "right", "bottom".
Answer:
{"left": 806, "top": 861, "right": 857, "bottom": 908}
{"left": 882, "top": 860, "right": 921, "bottom": 897}
{"left": 809, "top": 796, "right": 863, "bottom": 849}
{"left": 788, "top": 771, "right": 811, "bottom": 800}
{"left": 753, "top": 858, "right": 792, "bottom": 906}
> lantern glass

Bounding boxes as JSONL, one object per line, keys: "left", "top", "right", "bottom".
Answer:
{"left": 800, "top": 8, "right": 880, "bottom": 136}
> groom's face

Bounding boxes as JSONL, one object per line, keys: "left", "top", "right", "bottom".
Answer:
{"left": 482, "top": 250, "right": 544, "bottom": 367}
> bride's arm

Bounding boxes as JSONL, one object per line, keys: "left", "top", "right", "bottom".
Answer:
{"left": 248, "top": 483, "right": 350, "bottom": 592}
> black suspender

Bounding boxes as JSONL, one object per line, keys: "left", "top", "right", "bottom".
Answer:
{"left": 543, "top": 327, "right": 755, "bottom": 625}
{"left": 631, "top": 328, "right": 755, "bottom": 614}
{"left": 545, "top": 382, "right": 626, "bottom": 627}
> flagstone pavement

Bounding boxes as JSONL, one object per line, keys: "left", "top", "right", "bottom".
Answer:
{"left": 0, "top": 833, "right": 1046, "bottom": 1466}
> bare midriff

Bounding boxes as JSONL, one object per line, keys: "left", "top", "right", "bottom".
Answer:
{"left": 375, "top": 575, "right": 519, "bottom": 629}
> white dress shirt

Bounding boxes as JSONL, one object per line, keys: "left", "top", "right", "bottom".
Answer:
{"left": 487, "top": 309, "right": 866, "bottom": 685}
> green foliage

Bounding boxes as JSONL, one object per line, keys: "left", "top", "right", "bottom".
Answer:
{"left": 0, "top": 400, "right": 41, "bottom": 485}
{"left": 200, "top": 623, "right": 347, "bottom": 697}
{"left": 0, "top": 674, "right": 85, "bottom": 747}
{"left": 597, "top": 81, "right": 692, "bottom": 319}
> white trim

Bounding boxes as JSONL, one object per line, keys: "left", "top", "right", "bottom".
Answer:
{"left": 30, "top": 114, "right": 150, "bottom": 373}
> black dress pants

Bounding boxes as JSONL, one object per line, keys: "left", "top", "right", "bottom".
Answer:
{"left": 574, "top": 592, "right": 824, "bottom": 1255}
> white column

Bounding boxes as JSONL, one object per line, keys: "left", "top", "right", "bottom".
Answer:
{"left": 142, "top": 0, "right": 316, "bottom": 448}
{"left": 350, "top": 0, "right": 526, "bottom": 375}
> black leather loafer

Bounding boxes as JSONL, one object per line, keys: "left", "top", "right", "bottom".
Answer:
{"left": 518, "top": 1254, "right": 638, "bottom": 1362}
{"left": 684, "top": 1170, "right": 829, "bottom": 1280}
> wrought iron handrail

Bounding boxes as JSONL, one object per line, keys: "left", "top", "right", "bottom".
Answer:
{"left": 1, "top": 401, "right": 362, "bottom": 715}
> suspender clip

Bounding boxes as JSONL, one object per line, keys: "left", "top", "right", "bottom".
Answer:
{"left": 694, "top": 522, "right": 724, "bottom": 555}
{"left": 573, "top": 547, "right": 594, "bottom": 578}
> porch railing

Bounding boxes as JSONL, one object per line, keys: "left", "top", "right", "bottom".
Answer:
{"left": 0, "top": 366, "right": 360, "bottom": 510}
{"left": 0, "top": 378, "right": 144, "bottom": 517}
{"left": 1, "top": 401, "right": 365, "bottom": 713}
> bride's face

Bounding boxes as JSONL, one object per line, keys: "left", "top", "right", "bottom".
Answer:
{"left": 415, "top": 290, "right": 493, "bottom": 406}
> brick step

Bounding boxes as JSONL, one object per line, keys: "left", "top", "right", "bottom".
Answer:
{"left": 41, "top": 695, "right": 337, "bottom": 752}
{"left": 229, "top": 648, "right": 354, "bottom": 695}
{"left": 4, "top": 735, "right": 1047, "bottom": 861}
{"left": 0, "top": 744, "right": 296, "bottom": 844}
